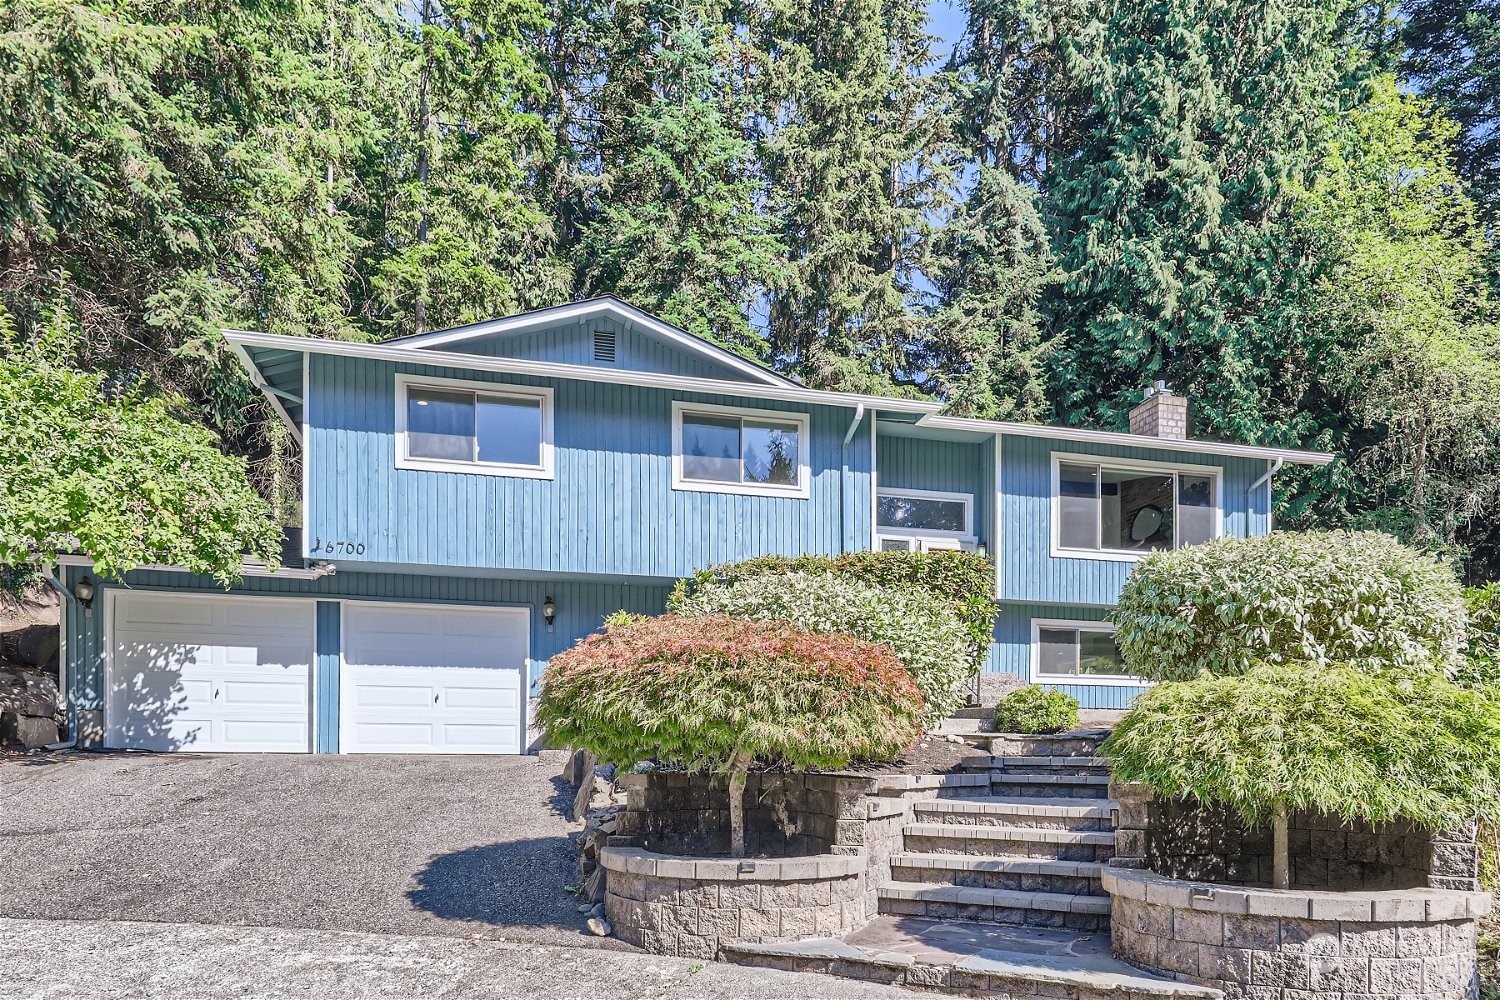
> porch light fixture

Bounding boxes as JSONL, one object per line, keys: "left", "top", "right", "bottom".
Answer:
{"left": 74, "top": 576, "right": 96, "bottom": 611}
{"left": 543, "top": 596, "right": 557, "bottom": 629}
{"left": 975, "top": 543, "right": 988, "bottom": 558}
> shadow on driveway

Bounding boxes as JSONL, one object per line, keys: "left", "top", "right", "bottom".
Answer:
{"left": 408, "top": 837, "right": 583, "bottom": 926}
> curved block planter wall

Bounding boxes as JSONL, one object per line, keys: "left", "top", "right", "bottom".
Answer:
{"left": 600, "top": 847, "right": 865, "bottom": 959}
{"left": 1104, "top": 867, "right": 1492, "bottom": 999}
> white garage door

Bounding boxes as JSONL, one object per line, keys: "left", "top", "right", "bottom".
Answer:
{"left": 107, "top": 592, "right": 314, "bottom": 752}
{"left": 340, "top": 603, "right": 527, "bottom": 754}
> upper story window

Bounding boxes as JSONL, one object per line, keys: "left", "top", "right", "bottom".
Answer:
{"left": 1052, "top": 454, "right": 1219, "bottom": 560}
{"left": 672, "top": 401, "right": 810, "bottom": 498}
{"left": 876, "top": 488, "right": 976, "bottom": 552}
{"left": 395, "top": 374, "right": 553, "bottom": 479}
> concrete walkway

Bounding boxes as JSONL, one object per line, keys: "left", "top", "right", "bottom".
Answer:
{"left": 0, "top": 917, "right": 921, "bottom": 999}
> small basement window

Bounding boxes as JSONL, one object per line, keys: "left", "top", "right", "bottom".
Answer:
{"left": 1032, "top": 622, "right": 1137, "bottom": 685}
{"left": 1054, "top": 456, "right": 1219, "bottom": 559}
{"left": 876, "top": 488, "right": 976, "bottom": 551}
{"left": 672, "top": 402, "right": 809, "bottom": 498}
{"left": 396, "top": 375, "right": 553, "bottom": 479}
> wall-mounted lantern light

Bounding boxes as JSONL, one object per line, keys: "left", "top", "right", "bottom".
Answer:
{"left": 74, "top": 576, "right": 96, "bottom": 612}
{"left": 543, "top": 596, "right": 557, "bottom": 630}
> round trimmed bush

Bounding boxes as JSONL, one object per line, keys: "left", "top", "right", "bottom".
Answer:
{"left": 1103, "top": 663, "right": 1500, "bottom": 886}
{"left": 1457, "top": 582, "right": 1500, "bottom": 690}
{"left": 536, "top": 613, "right": 925, "bottom": 856}
{"left": 1113, "top": 530, "right": 1466, "bottom": 681}
{"left": 993, "top": 684, "right": 1080, "bottom": 734}
{"left": 668, "top": 571, "right": 972, "bottom": 724}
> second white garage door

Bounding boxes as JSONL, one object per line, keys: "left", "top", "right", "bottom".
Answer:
{"left": 340, "top": 603, "right": 528, "bottom": 754}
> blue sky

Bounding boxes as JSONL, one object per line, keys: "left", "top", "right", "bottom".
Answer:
{"left": 926, "top": 0, "right": 965, "bottom": 60}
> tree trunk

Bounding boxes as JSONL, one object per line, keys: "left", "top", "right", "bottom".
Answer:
{"left": 413, "top": 0, "right": 434, "bottom": 335}
{"left": 727, "top": 750, "right": 753, "bottom": 859}
{"left": 1272, "top": 810, "right": 1290, "bottom": 890}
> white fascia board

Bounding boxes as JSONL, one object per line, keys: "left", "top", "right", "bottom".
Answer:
{"left": 55, "top": 553, "right": 334, "bottom": 581}
{"left": 382, "top": 298, "right": 797, "bottom": 389}
{"left": 917, "top": 414, "right": 1336, "bottom": 467}
{"left": 222, "top": 329, "right": 944, "bottom": 417}
{"left": 227, "top": 339, "right": 304, "bottom": 447}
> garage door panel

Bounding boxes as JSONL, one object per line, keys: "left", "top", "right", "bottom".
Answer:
{"left": 340, "top": 604, "right": 526, "bottom": 754}
{"left": 107, "top": 593, "right": 313, "bottom": 753}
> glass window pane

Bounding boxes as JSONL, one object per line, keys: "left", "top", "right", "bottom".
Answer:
{"left": 877, "top": 495, "right": 968, "bottom": 533}
{"left": 1037, "top": 628, "right": 1079, "bottom": 675}
{"left": 1177, "top": 474, "right": 1216, "bottom": 547}
{"left": 476, "top": 395, "right": 543, "bottom": 466}
{"left": 682, "top": 413, "right": 742, "bottom": 482}
{"left": 1058, "top": 464, "right": 1099, "bottom": 550}
{"left": 1109, "top": 471, "right": 1174, "bottom": 551}
{"left": 407, "top": 388, "right": 474, "bottom": 461}
{"left": 1078, "top": 630, "right": 1127, "bottom": 675}
{"left": 742, "top": 420, "right": 800, "bottom": 486}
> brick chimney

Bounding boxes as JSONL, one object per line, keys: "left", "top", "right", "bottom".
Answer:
{"left": 1129, "top": 381, "right": 1188, "bottom": 440}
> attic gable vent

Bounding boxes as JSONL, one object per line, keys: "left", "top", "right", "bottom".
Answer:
{"left": 593, "top": 329, "right": 617, "bottom": 363}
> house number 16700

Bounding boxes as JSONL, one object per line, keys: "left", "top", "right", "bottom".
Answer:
{"left": 311, "top": 537, "right": 366, "bottom": 556}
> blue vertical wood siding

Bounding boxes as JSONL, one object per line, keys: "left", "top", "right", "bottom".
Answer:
{"left": 306, "top": 354, "right": 872, "bottom": 577}
{"left": 451, "top": 315, "right": 757, "bottom": 382}
{"left": 876, "top": 434, "right": 993, "bottom": 547}
{"left": 315, "top": 602, "right": 341, "bottom": 753}
{"left": 998, "top": 434, "right": 1272, "bottom": 606}
{"left": 66, "top": 567, "right": 676, "bottom": 715}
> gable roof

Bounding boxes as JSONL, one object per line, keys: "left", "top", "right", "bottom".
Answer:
{"left": 383, "top": 296, "right": 798, "bottom": 389}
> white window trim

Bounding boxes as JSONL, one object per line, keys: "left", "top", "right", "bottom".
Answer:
{"left": 395, "top": 373, "right": 554, "bottom": 479}
{"left": 875, "top": 486, "right": 976, "bottom": 544}
{"left": 1029, "top": 618, "right": 1145, "bottom": 687}
{"left": 1049, "top": 452, "right": 1223, "bottom": 563}
{"left": 671, "top": 400, "right": 811, "bottom": 499}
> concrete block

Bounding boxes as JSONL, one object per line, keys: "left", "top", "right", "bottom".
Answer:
{"left": 1367, "top": 956, "right": 1424, "bottom": 995}
{"left": 1247, "top": 892, "right": 1310, "bottom": 919}
{"left": 1394, "top": 923, "right": 1444, "bottom": 958}
{"left": 1338, "top": 922, "right": 1397, "bottom": 958}
{"left": 1309, "top": 894, "right": 1374, "bottom": 922}
{"left": 1172, "top": 907, "right": 1224, "bottom": 946}
{"left": 1371, "top": 894, "right": 1426, "bottom": 922}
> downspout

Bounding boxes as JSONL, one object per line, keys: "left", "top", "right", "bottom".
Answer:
{"left": 40, "top": 565, "right": 79, "bottom": 751}
{"left": 1248, "top": 457, "right": 1284, "bottom": 529}
{"left": 841, "top": 404, "right": 866, "bottom": 551}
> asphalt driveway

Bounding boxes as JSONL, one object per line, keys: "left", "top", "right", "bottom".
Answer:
{"left": 0, "top": 752, "right": 615, "bottom": 950}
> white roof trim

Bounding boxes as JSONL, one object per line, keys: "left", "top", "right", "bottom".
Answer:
{"left": 918, "top": 414, "right": 1335, "bottom": 466}
{"left": 224, "top": 329, "right": 944, "bottom": 416}
{"left": 383, "top": 298, "right": 796, "bottom": 389}
{"left": 56, "top": 553, "right": 335, "bottom": 581}
{"left": 228, "top": 339, "right": 303, "bottom": 446}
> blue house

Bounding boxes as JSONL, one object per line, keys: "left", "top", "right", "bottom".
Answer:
{"left": 56, "top": 298, "right": 1333, "bottom": 754}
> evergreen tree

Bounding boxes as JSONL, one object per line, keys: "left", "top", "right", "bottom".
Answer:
{"left": 1043, "top": 0, "right": 1348, "bottom": 444}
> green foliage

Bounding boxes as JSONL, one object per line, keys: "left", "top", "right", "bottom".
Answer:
{"left": 1103, "top": 663, "right": 1500, "bottom": 830}
{"left": 993, "top": 685, "right": 1079, "bottom": 735}
{"left": 0, "top": 306, "right": 280, "bottom": 589}
{"left": 680, "top": 550, "right": 999, "bottom": 674}
{"left": 1113, "top": 531, "right": 1466, "bottom": 681}
{"left": 535, "top": 614, "right": 925, "bottom": 771}
{"left": 667, "top": 571, "right": 972, "bottom": 724}
{"left": 1458, "top": 583, "right": 1500, "bottom": 688}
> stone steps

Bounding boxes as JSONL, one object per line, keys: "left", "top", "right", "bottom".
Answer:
{"left": 722, "top": 932, "right": 1221, "bottom": 999}
{"left": 914, "top": 795, "right": 1115, "bottom": 832}
{"left": 961, "top": 754, "right": 1113, "bottom": 777}
{"left": 890, "top": 852, "right": 1106, "bottom": 895}
{"left": 990, "top": 772, "right": 1112, "bottom": 799}
{"left": 878, "top": 880, "right": 1112, "bottom": 931}
{"left": 903, "top": 823, "right": 1117, "bottom": 862}
{"left": 935, "top": 727, "right": 1112, "bottom": 757}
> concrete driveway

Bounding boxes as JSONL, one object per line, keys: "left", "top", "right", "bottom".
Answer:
{"left": 0, "top": 752, "right": 613, "bottom": 950}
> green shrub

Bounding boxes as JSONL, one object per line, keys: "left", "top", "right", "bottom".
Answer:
{"left": 1112, "top": 531, "right": 1465, "bottom": 682}
{"left": 1103, "top": 663, "right": 1500, "bottom": 885}
{"left": 668, "top": 571, "right": 972, "bottom": 723}
{"left": 1457, "top": 583, "right": 1500, "bottom": 689}
{"left": 535, "top": 614, "right": 925, "bottom": 857}
{"left": 993, "top": 684, "right": 1080, "bottom": 734}
{"left": 683, "top": 550, "right": 998, "bottom": 672}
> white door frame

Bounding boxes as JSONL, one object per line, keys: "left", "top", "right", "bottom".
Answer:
{"left": 103, "top": 588, "right": 318, "bottom": 752}
{"left": 337, "top": 599, "right": 531, "bottom": 754}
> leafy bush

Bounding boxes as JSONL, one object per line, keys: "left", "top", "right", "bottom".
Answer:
{"left": 1104, "top": 663, "right": 1500, "bottom": 885}
{"left": 1112, "top": 531, "right": 1466, "bottom": 682}
{"left": 1457, "top": 583, "right": 1500, "bottom": 689}
{"left": 668, "top": 571, "right": 972, "bottom": 723}
{"left": 683, "top": 550, "right": 998, "bottom": 672}
{"left": 993, "top": 685, "right": 1079, "bottom": 734}
{"left": 536, "top": 614, "right": 925, "bottom": 856}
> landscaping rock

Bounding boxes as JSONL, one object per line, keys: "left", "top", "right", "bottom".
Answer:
{"left": 580, "top": 863, "right": 607, "bottom": 904}
{"left": 3, "top": 711, "right": 59, "bottom": 748}
{"left": 562, "top": 748, "right": 588, "bottom": 786}
{"left": 586, "top": 917, "right": 612, "bottom": 937}
{"left": 569, "top": 752, "right": 598, "bottom": 821}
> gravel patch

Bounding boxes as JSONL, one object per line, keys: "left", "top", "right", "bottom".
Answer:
{"left": 0, "top": 752, "right": 620, "bottom": 950}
